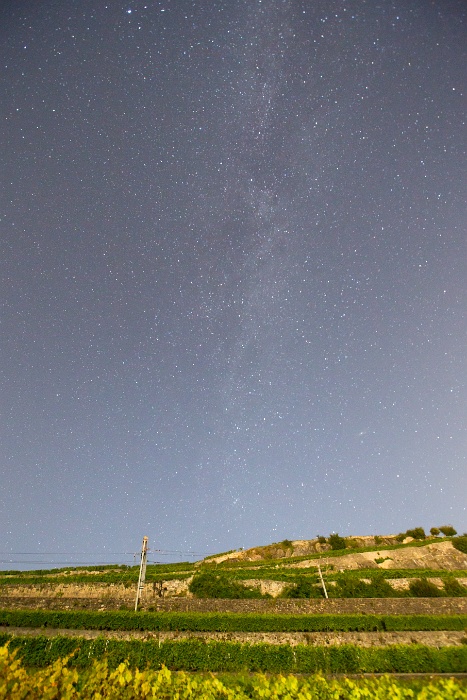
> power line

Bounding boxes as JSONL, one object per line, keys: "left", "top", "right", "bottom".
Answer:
{"left": 0, "top": 549, "right": 217, "bottom": 558}
{"left": 0, "top": 552, "right": 138, "bottom": 556}
{"left": 0, "top": 548, "right": 217, "bottom": 554}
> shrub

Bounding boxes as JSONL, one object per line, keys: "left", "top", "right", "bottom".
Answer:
{"left": 430, "top": 527, "right": 440, "bottom": 536}
{"left": 333, "top": 574, "right": 397, "bottom": 599}
{"left": 443, "top": 578, "right": 467, "bottom": 597}
{"left": 328, "top": 533, "right": 347, "bottom": 551}
{"left": 395, "top": 533, "right": 406, "bottom": 543}
{"left": 281, "top": 539, "right": 293, "bottom": 549}
{"left": 283, "top": 577, "right": 324, "bottom": 599}
{"left": 405, "top": 527, "right": 426, "bottom": 540}
{"left": 317, "top": 535, "right": 327, "bottom": 544}
{"left": 439, "top": 525, "right": 457, "bottom": 537}
{"left": 452, "top": 536, "right": 467, "bottom": 554}
{"left": 188, "top": 572, "right": 261, "bottom": 599}
{"left": 409, "top": 578, "right": 443, "bottom": 598}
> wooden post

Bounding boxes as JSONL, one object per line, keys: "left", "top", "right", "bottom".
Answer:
{"left": 317, "top": 563, "right": 328, "bottom": 599}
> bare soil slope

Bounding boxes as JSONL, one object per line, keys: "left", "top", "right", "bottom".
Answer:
{"left": 289, "top": 540, "right": 467, "bottom": 571}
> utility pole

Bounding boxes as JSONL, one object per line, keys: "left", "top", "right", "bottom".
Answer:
{"left": 134, "top": 536, "right": 148, "bottom": 611}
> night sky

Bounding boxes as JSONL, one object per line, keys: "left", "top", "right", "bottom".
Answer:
{"left": 1, "top": 0, "right": 466, "bottom": 568}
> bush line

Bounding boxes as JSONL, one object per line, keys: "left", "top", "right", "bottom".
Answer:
{"left": 0, "top": 635, "right": 466, "bottom": 674}
{"left": 0, "top": 609, "right": 466, "bottom": 633}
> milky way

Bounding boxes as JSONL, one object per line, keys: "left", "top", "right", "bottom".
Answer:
{"left": 1, "top": 0, "right": 466, "bottom": 568}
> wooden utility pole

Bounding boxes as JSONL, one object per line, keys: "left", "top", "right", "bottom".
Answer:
{"left": 134, "top": 536, "right": 148, "bottom": 611}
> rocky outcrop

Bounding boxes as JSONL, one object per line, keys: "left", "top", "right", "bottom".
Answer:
{"left": 240, "top": 579, "right": 290, "bottom": 597}
{"left": 202, "top": 535, "right": 410, "bottom": 563}
{"left": 289, "top": 541, "right": 467, "bottom": 571}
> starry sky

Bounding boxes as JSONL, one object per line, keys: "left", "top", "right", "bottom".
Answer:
{"left": 1, "top": 0, "right": 466, "bottom": 569}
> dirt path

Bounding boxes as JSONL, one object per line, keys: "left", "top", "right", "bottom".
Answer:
{"left": 1, "top": 626, "right": 466, "bottom": 648}
{"left": 1, "top": 596, "right": 466, "bottom": 614}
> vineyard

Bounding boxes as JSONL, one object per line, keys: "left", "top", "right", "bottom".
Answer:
{"left": 1, "top": 535, "right": 466, "bottom": 696}
{"left": 1, "top": 536, "right": 466, "bottom": 607}
{"left": 1, "top": 646, "right": 466, "bottom": 699}
{"left": 1, "top": 609, "right": 467, "bottom": 633}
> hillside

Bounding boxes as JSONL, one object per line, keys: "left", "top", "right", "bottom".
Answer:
{"left": 201, "top": 535, "right": 467, "bottom": 570}
{"left": 1, "top": 533, "right": 467, "bottom": 683}
{"left": 0, "top": 533, "right": 466, "bottom": 610}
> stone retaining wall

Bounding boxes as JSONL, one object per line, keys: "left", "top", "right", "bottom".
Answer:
{"left": 0, "top": 580, "right": 191, "bottom": 603}
{"left": 1, "top": 595, "right": 465, "bottom": 614}
{"left": 1, "top": 626, "right": 465, "bottom": 648}
{"left": 2, "top": 575, "right": 466, "bottom": 604}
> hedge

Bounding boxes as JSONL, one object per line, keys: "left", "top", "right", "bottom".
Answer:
{"left": 1, "top": 636, "right": 466, "bottom": 674}
{"left": 1, "top": 609, "right": 466, "bottom": 633}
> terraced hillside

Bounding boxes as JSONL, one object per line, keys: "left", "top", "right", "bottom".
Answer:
{"left": 1, "top": 533, "right": 466, "bottom": 681}
{"left": 0, "top": 533, "right": 466, "bottom": 610}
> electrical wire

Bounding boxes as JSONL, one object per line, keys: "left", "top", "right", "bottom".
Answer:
{"left": 0, "top": 547, "right": 218, "bottom": 569}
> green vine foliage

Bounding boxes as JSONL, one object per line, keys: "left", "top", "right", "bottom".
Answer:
{"left": 1, "top": 638, "right": 466, "bottom": 675}
{"left": 1, "top": 645, "right": 466, "bottom": 699}
{"left": 1, "top": 609, "right": 466, "bottom": 633}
